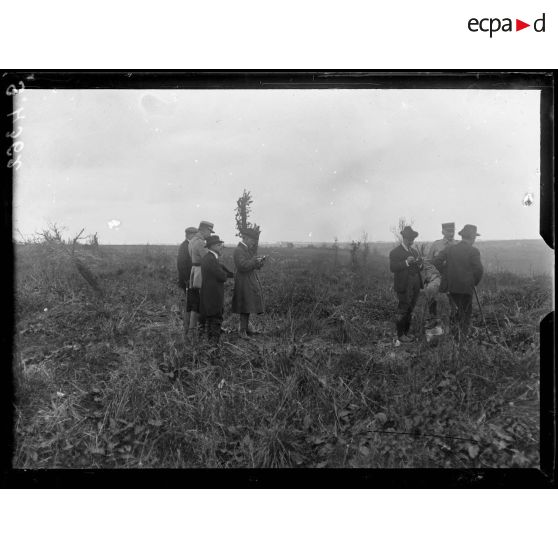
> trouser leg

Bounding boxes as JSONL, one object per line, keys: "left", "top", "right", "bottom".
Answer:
{"left": 187, "top": 288, "right": 201, "bottom": 337}
{"left": 207, "top": 315, "right": 223, "bottom": 343}
{"left": 449, "top": 293, "right": 472, "bottom": 339}
{"left": 461, "top": 294, "right": 473, "bottom": 336}
{"left": 199, "top": 314, "right": 207, "bottom": 336}
{"left": 395, "top": 287, "right": 415, "bottom": 338}
{"left": 448, "top": 293, "right": 457, "bottom": 326}
{"left": 454, "top": 294, "right": 470, "bottom": 336}
{"left": 239, "top": 313, "right": 250, "bottom": 334}
{"left": 449, "top": 293, "right": 460, "bottom": 337}
{"left": 181, "top": 289, "right": 190, "bottom": 337}
{"left": 189, "top": 312, "right": 199, "bottom": 332}
{"left": 404, "top": 276, "right": 421, "bottom": 335}
{"left": 395, "top": 292, "right": 406, "bottom": 337}
{"left": 395, "top": 312, "right": 409, "bottom": 337}
{"left": 402, "top": 311, "right": 412, "bottom": 335}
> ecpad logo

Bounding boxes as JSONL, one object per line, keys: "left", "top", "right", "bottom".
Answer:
{"left": 468, "top": 13, "right": 546, "bottom": 37}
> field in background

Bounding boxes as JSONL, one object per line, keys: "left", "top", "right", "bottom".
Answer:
{"left": 109, "top": 238, "right": 554, "bottom": 276}
{"left": 13, "top": 241, "right": 552, "bottom": 468}
{"left": 369, "top": 239, "right": 553, "bottom": 277}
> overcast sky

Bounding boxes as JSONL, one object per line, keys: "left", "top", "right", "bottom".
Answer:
{"left": 14, "top": 88, "right": 541, "bottom": 244}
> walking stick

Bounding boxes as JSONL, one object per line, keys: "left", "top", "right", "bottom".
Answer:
{"left": 473, "top": 286, "right": 493, "bottom": 342}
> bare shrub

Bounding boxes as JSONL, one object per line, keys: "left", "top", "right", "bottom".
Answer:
{"left": 35, "top": 223, "right": 104, "bottom": 297}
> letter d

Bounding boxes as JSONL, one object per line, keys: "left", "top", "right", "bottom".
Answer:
{"left": 534, "top": 13, "right": 545, "bottom": 32}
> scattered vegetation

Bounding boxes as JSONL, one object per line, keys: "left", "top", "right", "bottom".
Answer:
{"left": 13, "top": 232, "right": 550, "bottom": 468}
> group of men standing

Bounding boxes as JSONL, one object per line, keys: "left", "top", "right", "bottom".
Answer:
{"left": 178, "top": 219, "right": 484, "bottom": 347}
{"left": 177, "top": 221, "right": 266, "bottom": 344}
{"left": 389, "top": 222, "right": 484, "bottom": 343}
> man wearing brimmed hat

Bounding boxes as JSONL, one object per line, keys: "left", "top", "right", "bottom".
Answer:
{"left": 200, "top": 235, "right": 234, "bottom": 344}
{"left": 434, "top": 224, "right": 483, "bottom": 338}
{"left": 177, "top": 226, "right": 198, "bottom": 337}
{"left": 231, "top": 227, "right": 266, "bottom": 338}
{"left": 389, "top": 225, "right": 423, "bottom": 343}
{"left": 188, "top": 220, "right": 215, "bottom": 339}
{"left": 425, "top": 222, "right": 459, "bottom": 325}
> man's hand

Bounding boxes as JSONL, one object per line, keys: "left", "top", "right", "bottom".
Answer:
{"left": 406, "top": 256, "right": 416, "bottom": 265}
{"left": 220, "top": 263, "right": 234, "bottom": 278}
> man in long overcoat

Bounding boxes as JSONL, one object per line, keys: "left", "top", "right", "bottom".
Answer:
{"left": 389, "top": 225, "right": 424, "bottom": 343}
{"left": 177, "top": 226, "right": 198, "bottom": 336}
{"left": 188, "top": 220, "right": 214, "bottom": 339}
{"left": 200, "top": 235, "right": 234, "bottom": 343}
{"left": 434, "top": 224, "right": 483, "bottom": 338}
{"left": 426, "top": 222, "right": 458, "bottom": 324}
{"left": 231, "top": 228, "right": 266, "bottom": 337}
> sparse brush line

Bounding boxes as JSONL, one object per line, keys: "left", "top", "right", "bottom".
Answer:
{"left": 34, "top": 224, "right": 104, "bottom": 297}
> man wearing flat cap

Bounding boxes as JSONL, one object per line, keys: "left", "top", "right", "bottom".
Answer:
{"left": 231, "top": 227, "right": 266, "bottom": 338}
{"left": 434, "top": 224, "right": 483, "bottom": 338}
{"left": 389, "top": 225, "right": 423, "bottom": 343}
{"left": 177, "top": 226, "right": 198, "bottom": 337}
{"left": 188, "top": 220, "right": 215, "bottom": 339}
{"left": 425, "top": 222, "right": 459, "bottom": 326}
{"left": 200, "top": 235, "right": 234, "bottom": 344}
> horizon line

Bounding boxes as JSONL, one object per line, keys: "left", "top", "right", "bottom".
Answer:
{"left": 15, "top": 237, "right": 546, "bottom": 246}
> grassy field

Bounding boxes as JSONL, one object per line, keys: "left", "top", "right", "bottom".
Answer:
{"left": 276, "top": 239, "right": 554, "bottom": 277}
{"left": 13, "top": 240, "right": 552, "bottom": 468}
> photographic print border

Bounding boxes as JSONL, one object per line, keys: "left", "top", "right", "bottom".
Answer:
{"left": 1, "top": 70, "right": 554, "bottom": 488}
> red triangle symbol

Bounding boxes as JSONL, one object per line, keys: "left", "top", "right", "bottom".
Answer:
{"left": 516, "top": 19, "right": 530, "bottom": 31}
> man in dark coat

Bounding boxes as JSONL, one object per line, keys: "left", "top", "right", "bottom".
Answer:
{"left": 231, "top": 228, "right": 266, "bottom": 337}
{"left": 177, "top": 226, "right": 198, "bottom": 337}
{"left": 425, "top": 222, "right": 458, "bottom": 324}
{"left": 200, "top": 235, "right": 234, "bottom": 343}
{"left": 188, "top": 220, "right": 214, "bottom": 340}
{"left": 389, "top": 225, "right": 424, "bottom": 343}
{"left": 434, "top": 224, "right": 483, "bottom": 338}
